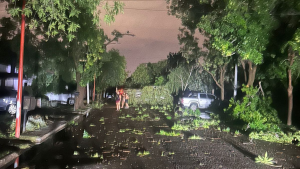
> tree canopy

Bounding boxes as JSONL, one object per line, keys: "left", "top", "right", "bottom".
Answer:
{"left": 6, "top": 0, "right": 124, "bottom": 41}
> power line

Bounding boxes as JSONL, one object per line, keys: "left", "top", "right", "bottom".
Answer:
{"left": 123, "top": 7, "right": 168, "bottom": 11}
{"left": 105, "top": 0, "right": 165, "bottom": 1}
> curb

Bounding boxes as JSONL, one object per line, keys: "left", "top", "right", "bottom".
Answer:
{"left": 0, "top": 108, "right": 92, "bottom": 169}
{"left": 0, "top": 153, "right": 18, "bottom": 168}
{"left": 22, "top": 108, "right": 92, "bottom": 144}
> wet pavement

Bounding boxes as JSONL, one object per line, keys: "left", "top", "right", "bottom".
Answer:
{"left": 5, "top": 103, "right": 300, "bottom": 169}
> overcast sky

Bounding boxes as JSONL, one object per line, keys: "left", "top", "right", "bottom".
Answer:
{"left": 101, "top": 0, "right": 183, "bottom": 74}
{"left": 0, "top": 1, "right": 198, "bottom": 74}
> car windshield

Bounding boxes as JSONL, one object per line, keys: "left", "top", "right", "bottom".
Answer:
{"left": 182, "top": 92, "right": 197, "bottom": 98}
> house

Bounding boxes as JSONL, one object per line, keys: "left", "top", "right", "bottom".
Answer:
{"left": 0, "top": 64, "right": 29, "bottom": 90}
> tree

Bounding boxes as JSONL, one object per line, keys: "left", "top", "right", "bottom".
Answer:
{"left": 188, "top": 70, "right": 213, "bottom": 93}
{"left": 166, "top": 52, "right": 186, "bottom": 70}
{"left": 257, "top": 0, "right": 300, "bottom": 126}
{"left": 198, "top": 47, "right": 231, "bottom": 101}
{"left": 166, "top": 0, "right": 214, "bottom": 33}
{"left": 197, "top": 0, "right": 278, "bottom": 86}
{"left": 278, "top": 1, "right": 300, "bottom": 126}
{"left": 0, "top": 18, "right": 18, "bottom": 66}
{"left": 92, "top": 49, "right": 127, "bottom": 98}
{"left": 178, "top": 28, "right": 202, "bottom": 62}
{"left": 154, "top": 76, "right": 166, "bottom": 86}
{"left": 168, "top": 0, "right": 278, "bottom": 86}
{"left": 264, "top": 30, "right": 300, "bottom": 126}
{"left": 131, "top": 63, "right": 153, "bottom": 87}
{"left": 147, "top": 60, "right": 168, "bottom": 78}
{"left": 285, "top": 45, "right": 300, "bottom": 125}
{"left": 5, "top": 0, "right": 124, "bottom": 42}
{"left": 2, "top": 0, "right": 125, "bottom": 109}
{"left": 166, "top": 65, "right": 195, "bottom": 94}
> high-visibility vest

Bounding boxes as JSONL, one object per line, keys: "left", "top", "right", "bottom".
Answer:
{"left": 119, "top": 89, "right": 124, "bottom": 95}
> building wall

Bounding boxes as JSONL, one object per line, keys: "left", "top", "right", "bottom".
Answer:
{"left": 0, "top": 64, "right": 29, "bottom": 90}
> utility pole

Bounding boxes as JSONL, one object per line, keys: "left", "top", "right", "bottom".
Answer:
{"left": 87, "top": 82, "right": 89, "bottom": 104}
{"left": 234, "top": 63, "right": 238, "bottom": 99}
{"left": 15, "top": 0, "right": 26, "bottom": 138}
{"left": 93, "top": 74, "right": 95, "bottom": 101}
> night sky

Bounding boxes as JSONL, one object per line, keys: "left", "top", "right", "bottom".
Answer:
{"left": 101, "top": 0, "right": 183, "bottom": 74}
{"left": 0, "top": 1, "right": 204, "bottom": 74}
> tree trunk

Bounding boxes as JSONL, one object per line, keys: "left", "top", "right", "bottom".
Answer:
{"left": 246, "top": 61, "right": 257, "bottom": 86}
{"left": 240, "top": 60, "right": 247, "bottom": 83}
{"left": 287, "top": 77, "right": 293, "bottom": 125}
{"left": 93, "top": 74, "right": 95, "bottom": 102}
{"left": 220, "top": 65, "right": 227, "bottom": 101}
{"left": 287, "top": 47, "right": 295, "bottom": 126}
{"left": 204, "top": 64, "right": 227, "bottom": 101}
{"left": 219, "top": 65, "right": 226, "bottom": 101}
{"left": 100, "top": 90, "right": 104, "bottom": 100}
{"left": 75, "top": 72, "right": 86, "bottom": 110}
{"left": 220, "top": 84, "right": 224, "bottom": 101}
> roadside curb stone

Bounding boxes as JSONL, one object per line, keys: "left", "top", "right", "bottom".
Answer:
{"left": 0, "top": 107, "right": 92, "bottom": 169}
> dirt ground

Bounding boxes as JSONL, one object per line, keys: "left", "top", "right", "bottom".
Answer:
{"left": 8, "top": 102, "right": 300, "bottom": 169}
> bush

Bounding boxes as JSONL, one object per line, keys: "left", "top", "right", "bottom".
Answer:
{"left": 26, "top": 115, "right": 47, "bottom": 131}
{"left": 225, "top": 85, "right": 281, "bottom": 132}
{"left": 92, "top": 101, "right": 103, "bottom": 109}
{"left": 249, "top": 131, "right": 300, "bottom": 146}
{"left": 126, "top": 86, "right": 173, "bottom": 106}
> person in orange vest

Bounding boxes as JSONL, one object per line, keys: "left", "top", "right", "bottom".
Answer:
{"left": 119, "top": 88, "right": 124, "bottom": 95}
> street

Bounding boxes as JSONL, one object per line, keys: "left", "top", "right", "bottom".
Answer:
{"left": 5, "top": 103, "right": 300, "bottom": 169}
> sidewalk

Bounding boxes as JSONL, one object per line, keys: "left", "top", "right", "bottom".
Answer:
{"left": 0, "top": 105, "right": 92, "bottom": 169}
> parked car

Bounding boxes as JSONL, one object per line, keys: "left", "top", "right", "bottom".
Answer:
{"left": 45, "top": 92, "right": 75, "bottom": 106}
{"left": 0, "top": 88, "right": 17, "bottom": 114}
{"left": 179, "top": 91, "right": 216, "bottom": 110}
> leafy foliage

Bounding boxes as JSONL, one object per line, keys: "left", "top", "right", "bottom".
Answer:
{"left": 178, "top": 28, "right": 202, "bottom": 62}
{"left": 82, "top": 49, "right": 127, "bottom": 91}
{"left": 154, "top": 76, "right": 166, "bottom": 86}
{"left": 255, "top": 152, "right": 274, "bottom": 166}
{"left": 156, "top": 130, "right": 181, "bottom": 136}
{"left": 197, "top": 0, "right": 278, "bottom": 65}
{"left": 187, "top": 71, "right": 213, "bottom": 92}
{"left": 166, "top": 65, "right": 195, "bottom": 94}
{"left": 91, "top": 101, "right": 104, "bottom": 110}
{"left": 129, "top": 60, "right": 168, "bottom": 87}
{"left": 131, "top": 64, "right": 153, "bottom": 87}
{"left": 7, "top": 0, "right": 124, "bottom": 42}
{"left": 226, "top": 85, "right": 281, "bottom": 131}
{"left": 83, "top": 130, "right": 91, "bottom": 138}
{"left": 127, "top": 86, "right": 173, "bottom": 106}
{"left": 137, "top": 151, "right": 150, "bottom": 157}
{"left": 188, "top": 135, "right": 203, "bottom": 140}
{"left": 198, "top": 46, "right": 230, "bottom": 100}
{"left": 171, "top": 123, "right": 190, "bottom": 131}
{"left": 249, "top": 131, "right": 300, "bottom": 146}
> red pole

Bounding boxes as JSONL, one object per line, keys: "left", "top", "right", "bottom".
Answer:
{"left": 93, "top": 74, "right": 95, "bottom": 101}
{"left": 15, "top": 0, "right": 26, "bottom": 138}
{"left": 14, "top": 157, "right": 19, "bottom": 168}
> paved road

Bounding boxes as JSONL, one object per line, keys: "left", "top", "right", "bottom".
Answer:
{"left": 6, "top": 103, "right": 299, "bottom": 169}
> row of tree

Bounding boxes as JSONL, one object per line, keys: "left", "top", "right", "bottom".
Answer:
{"left": 128, "top": 52, "right": 214, "bottom": 95}
{"left": 128, "top": 0, "right": 300, "bottom": 126}
{"left": 0, "top": 0, "right": 127, "bottom": 109}
{"left": 165, "top": 0, "right": 300, "bottom": 125}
